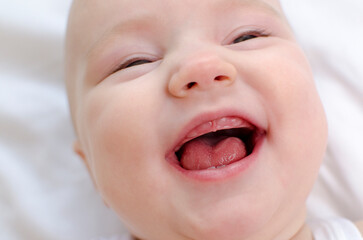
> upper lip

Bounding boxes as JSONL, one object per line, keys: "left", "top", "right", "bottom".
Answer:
{"left": 166, "top": 109, "right": 265, "bottom": 157}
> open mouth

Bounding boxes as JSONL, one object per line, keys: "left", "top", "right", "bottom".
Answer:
{"left": 170, "top": 116, "right": 264, "bottom": 171}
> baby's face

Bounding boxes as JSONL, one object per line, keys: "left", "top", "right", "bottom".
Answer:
{"left": 66, "top": 0, "right": 327, "bottom": 239}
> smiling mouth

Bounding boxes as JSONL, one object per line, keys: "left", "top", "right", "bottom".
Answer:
{"left": 170, "top": 117, "right": 264, "bottom": 171}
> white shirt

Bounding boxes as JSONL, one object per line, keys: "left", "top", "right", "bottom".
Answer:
{"left": 309, "top": 218, "right": 363, "bottom": 240}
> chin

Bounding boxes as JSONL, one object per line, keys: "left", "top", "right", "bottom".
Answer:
{"left": 178, "top": 199, "right": 272, "bottom": 240}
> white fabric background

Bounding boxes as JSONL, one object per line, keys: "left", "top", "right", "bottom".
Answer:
{"left": 0, "top": 1, "right": 126, "bottom": 240}
{"left": 281, "top": 0, "right": 363, "bottom": 220}
{"left": 0, "top": 0, "right": 362, "bottom": 239}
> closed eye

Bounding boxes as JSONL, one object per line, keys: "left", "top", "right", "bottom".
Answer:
{"left": 111, "top": 58, "right": 154, "bottom": 74}
{"left": 121, "top": 58, "right": 153, "bottom": 70}
{"left": 232, "top": 30, "right": 269, "bottom": 44}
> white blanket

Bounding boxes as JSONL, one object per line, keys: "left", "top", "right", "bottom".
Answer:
{"left": 0, "top": 1, "right": 362, "bottom": 239}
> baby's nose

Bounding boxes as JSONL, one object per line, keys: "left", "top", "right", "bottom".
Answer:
{"left": 168, "top": 52, "right": 236, "bottom": 98}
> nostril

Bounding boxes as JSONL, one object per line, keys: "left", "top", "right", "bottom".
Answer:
{"left": 186, "top": 82, "right": 197, "bottom": 89}
{"left": 215, "top": 75, "right": 229, "bottom": 81}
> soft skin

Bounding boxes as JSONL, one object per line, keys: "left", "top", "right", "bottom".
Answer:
{"left": 65, "top": 0, "right": 328, "bottom": 239}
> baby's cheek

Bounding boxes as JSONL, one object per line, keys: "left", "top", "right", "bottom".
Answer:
{"left": 258, "top": 45, "right": 327, "bottom": 182}
{"left": 260, "top": 45, "right": 317, "bottom": 116}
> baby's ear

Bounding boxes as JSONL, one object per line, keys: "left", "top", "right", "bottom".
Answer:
{"left": 73, "top": 140, "right": 86, "bottom": 163}
{"left": 73, "top": 140, "right": 92, "bottom": 177}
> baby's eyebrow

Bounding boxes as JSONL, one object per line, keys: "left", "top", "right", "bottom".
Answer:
{"left": 225, "top": 0, "right": 282, "bottom": 17}
{"left": 86, "top": 13, "right": 158, "bottom": 61}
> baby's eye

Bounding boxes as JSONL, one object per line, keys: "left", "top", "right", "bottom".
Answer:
{"left": 232, "top": 30, "right": 268, "bottom": 44}
{"left": 233, "top": 34, "right": 257, "bottom": 43}
{"left": 112, "top": 58, "right": 154, "bottom": 74}
{"left": 123, "top": 59, "right": 153, "bottom": 69}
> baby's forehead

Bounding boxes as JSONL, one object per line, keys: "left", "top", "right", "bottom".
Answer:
{"left": 69, "top": 0, "right": 284, "bottom": 52}
{"left": 70, "top": 0, "right": 283, "bottom": 24}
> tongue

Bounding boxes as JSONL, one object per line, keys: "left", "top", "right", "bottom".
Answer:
{"left": 180, "top": 137, "right": 247, "bottom": 170}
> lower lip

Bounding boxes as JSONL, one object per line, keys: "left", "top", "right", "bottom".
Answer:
{"left": 166, "top": 135, "right": 265, "bottom": 182}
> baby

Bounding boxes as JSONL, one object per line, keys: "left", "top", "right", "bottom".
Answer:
{"left": 64, "top": 0, "right": 362, "bottom": 239}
